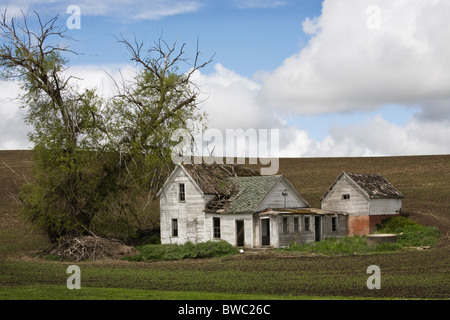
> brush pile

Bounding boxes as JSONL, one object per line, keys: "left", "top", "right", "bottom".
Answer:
{"left": 50, "top": 236, "right": 137, "bottom": 261}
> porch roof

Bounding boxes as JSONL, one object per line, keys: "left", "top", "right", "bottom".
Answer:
{"left": 256, "top": 207, "right": 347, "bottom": 216}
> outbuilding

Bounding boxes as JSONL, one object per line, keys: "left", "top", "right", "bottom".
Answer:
{"left": 320, "top": 172, "right": 404, "bottom": 235}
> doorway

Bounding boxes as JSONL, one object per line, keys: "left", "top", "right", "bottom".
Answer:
{"left": 261, "top": 218, "right": 270, "bottom": 246}
{"left": 315, "top": 216, "right": 321, "bottom": 242}
{"left": 236, "top": 220, "right": 244, "bottom": 247}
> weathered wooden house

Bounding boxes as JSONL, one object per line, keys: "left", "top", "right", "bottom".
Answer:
{"left": 321, "top": 172, "right": 404, "bottom": 236}
{"left": 157, "top": 163, "right": 348, "bottom": 248}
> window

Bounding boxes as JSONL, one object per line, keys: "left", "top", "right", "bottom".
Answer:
{"left": 213, "top": 217, "right": 221, "bottom": 238}
{"left": 179, "top": 183, "right": 185, "bottom": 201}
{"left": 331, "top": 217, "right": 337, "bottom": 232}
{"left": 293, "top": 217, "right": 299, "bottom": 232}
{"left": 342, "top": 194, "right": 350, "bottom": 200}
{"left": 172, "top": 219, "right": 178, "bottom": 237}
{"left": 304, "top": 216, "right": 310, "bottom": 232}
{"left": 282, "top": 217, "right": 289, "bottom": 233}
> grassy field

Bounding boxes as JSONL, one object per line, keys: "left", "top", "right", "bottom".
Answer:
{"left": 1, "top": 151, "right": 449, "bottom": 300}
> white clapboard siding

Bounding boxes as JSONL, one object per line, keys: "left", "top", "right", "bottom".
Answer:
{"left": 204, "top": 214, "right": 253, "bottom": 247}
{"left": 321, "top": 176, "right": 369, "bottom": 215}
{"left": 159, "top": 167, "right": 206, "bottom": 244}
{"left": 369, "top": 198, "right": 402, "bottom": 215}
{"left": 257, "top": 178, "right": 308, "bottom": 211}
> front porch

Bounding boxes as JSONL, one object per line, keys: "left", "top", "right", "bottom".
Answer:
{"left": 253, "top": 208, "right": 348, "bottom": 248}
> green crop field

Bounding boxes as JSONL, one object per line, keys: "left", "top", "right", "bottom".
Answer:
{"left": 1, "top": 151, "right": 449, "bottom": 300}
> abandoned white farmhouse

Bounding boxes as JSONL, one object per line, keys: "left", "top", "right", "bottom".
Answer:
{"left": 157, "top": 164, "right": 402, "bottom": 248}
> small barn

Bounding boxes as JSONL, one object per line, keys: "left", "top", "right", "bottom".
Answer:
{"left": 320, "top": 172, "right": 404, "bottom": 236}
{"left": 157, "top": 163, "right": 347, "bottom": 248}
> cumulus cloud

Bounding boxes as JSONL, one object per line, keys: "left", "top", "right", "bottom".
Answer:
{"left": 0, "top": 64, "right": 137, "bottom": 150}
{"left": 0, "top": 81, "right": 32, "bottom": 149}
{"left": 196, "top": 64, "right": 277, "bottom": 131}
{"left": 259, "top": 0, "right": 450, "bottom": 116}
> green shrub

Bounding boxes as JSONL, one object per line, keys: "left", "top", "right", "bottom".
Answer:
{"left": 377, "top": 216, "right": 441, "bottom": 247}
{"left": 377, "top": 216, "right": 418, "bottom": 233}
{"left": 123, "top": 240, "right": 239, "bottom": 262}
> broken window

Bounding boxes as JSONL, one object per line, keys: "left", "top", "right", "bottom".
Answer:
{"left": 342, "top": 194, "right": 350, "bottom": 200}
{"left": 172, "top": 219, "right": 178, "bottom": 237}
{"left": 213, "top": 217, "right": 221, "bottom": 238}
{"left": 179, "top": 183, "right": 186, "bottom": 201}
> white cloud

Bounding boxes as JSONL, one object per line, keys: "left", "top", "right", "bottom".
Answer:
{"left": 234, "top": 0, "right": 287, "bottom": 9}
{"left": 1, "top": 0, "right": 202, "bottom": 21}
{"left": 65, "top": 63, "right": 137, "bottom": 97}
{"left": 0, "top": 63, "right": 138, "bottom": 150}
{"left": 0, "top": 81, "right": 32, "bottom": 149}
{"left": 282, "top": 115, "right": 450, "bottom": 158}
{"left": 259, "top": 0, "right": 450, "bottom": 116}
{"left": 197, "top": 63, "right": 280, "bottom": 131}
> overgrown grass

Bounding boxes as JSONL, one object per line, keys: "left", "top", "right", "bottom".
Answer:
{"left": 375, "top": 216, "right": 441, "bottom": 247}
{"left": 280, "top": 217, "right": 441, "bottom": 255}
{"left": 123, "top": 240, "right": 240, "bottom": 262}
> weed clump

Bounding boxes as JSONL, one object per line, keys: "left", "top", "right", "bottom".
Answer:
{"left": 124, "top": 240, "right": 239, "bottom": 262}
{"left": 376, "top": 216, "right": 441, "bottom": 247}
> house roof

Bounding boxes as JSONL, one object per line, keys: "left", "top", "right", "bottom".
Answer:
{"left": 158, "top": 163, "right": 310, "bottom": 214}
{"left": 182, "top": 163, "right": 260, "bottom": 196}
{"left": 226, "top": 175, "right": 282, "bottom": 213}
{"left": 258, "top": 207, "right": 348, "bottom": 216}
{"left": 321, "top": 172, "right": 404, "bottom": 201}
{"left": 345, "top": 172, "right": 404, "bottom": 199}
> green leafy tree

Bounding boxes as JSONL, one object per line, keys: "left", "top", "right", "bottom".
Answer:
{"left": 0, "top": 11, "right": 210, "bottom": 242}
{"left": 0, "top": 11, "right": 105, "bottom": 241}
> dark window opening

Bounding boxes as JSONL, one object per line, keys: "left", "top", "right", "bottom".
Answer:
{"left": 304, "top": 217, "right": 310, "bottom": 232}
{"left": 282, "top": 217, "right": 289, "bottom": 233}
{"left": 293, "top": 217, "right": 299, "bottom": 232}
{"left": 213, "top": 217, "right": 221, "bottom": 238}
{"left": 179, "top": 183, "right": 185, "bottom": 201}
{"left": 342, "top": 194, "right": 350, "bottom": 200}
{"left": 172, "top": 219, "right": 178, "bottom": 237}
{"left": 331, "top": 217, "right": 337, "bottom": 232}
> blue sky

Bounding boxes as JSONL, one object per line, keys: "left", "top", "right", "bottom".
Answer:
{"left": 1, "top": 0, "right": 450, "bottom": 157}
{"left": 67, "top": 1, "right": 321, "bottom": 76}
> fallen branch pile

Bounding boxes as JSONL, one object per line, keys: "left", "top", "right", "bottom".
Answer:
{"left": 50, "top": 236, "right": 137, "bottom": 261}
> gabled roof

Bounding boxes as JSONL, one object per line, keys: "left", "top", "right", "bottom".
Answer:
{"left": 345, "top": 172, "right": 404, "bottom": 199}
{"left": 157, "top": 163, "right": 309, "bottom": 214}
{"left": 206, "top": 174, "right": 310, "bottom": 214}
{"left": 226, "top": 175, "right": 282, "bottom": 213}
{"left": 321, "top": 172, "right": 404, "bottom": 201}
